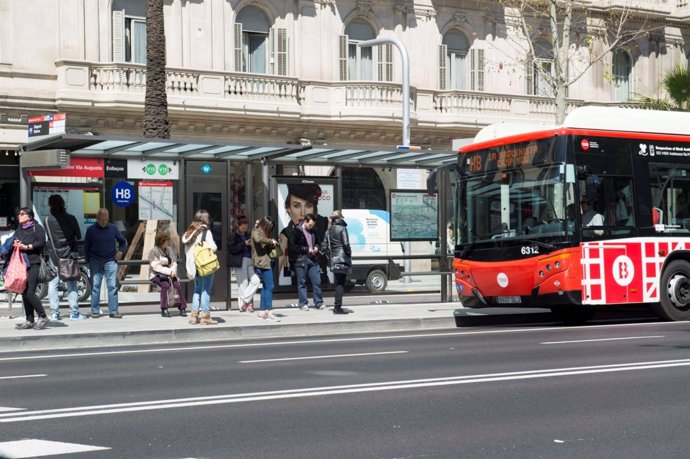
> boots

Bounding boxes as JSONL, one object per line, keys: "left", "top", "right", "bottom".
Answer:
{"left": 200, "top": 311, "right": 218, "bottom": 325}
{"left": 188, "top": 309, "right": 199, "bottom": 325}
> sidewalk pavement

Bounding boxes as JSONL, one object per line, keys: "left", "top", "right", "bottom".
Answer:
{"left": 0, "top": 302, "right": 463, "bottom": 352}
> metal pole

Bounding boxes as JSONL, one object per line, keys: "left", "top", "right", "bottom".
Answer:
{"left": 357, "top": 37, "right": 410, "bottom": 147}
{"left": 358, "top": 37, "right": 412, "bottom": 282}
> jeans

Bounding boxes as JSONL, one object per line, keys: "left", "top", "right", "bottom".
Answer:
{"left": 236, "top": 257, "right": 260, "bottom": 306}
{"left": 90, "top": 259, "right": 119, "bottom": 314}
{"left": 295, "top": 258, "right": 323, "bottom": 307}
{"left": 192, "top": 273, "right": 214, "bottom": 312}
{"left": 257, "top": 267, "right": 273, "bottom": 310}
{"left": 48, "top": 275, "right": 79, "bottom": 316}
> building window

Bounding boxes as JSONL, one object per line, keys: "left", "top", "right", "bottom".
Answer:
{"left": 234, "top": 7, "right": 287, "bottom": 75}
{"left": 112, "top": 0, "right": 146, "bottom": 64}
{"left": 339, "top": 20, "right": 392, "bottom": 81}
{"left": 439, "top": 31, "right": 483, "bottom": 91}
{"left": 527, "top": 40, "right": 555, "bottom": 97}
{"left": 612, "top": 49, "right": 632, "bottom": 101}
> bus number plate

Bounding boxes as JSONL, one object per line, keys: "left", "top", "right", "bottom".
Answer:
{"left": 496, "top": 296, "right": 521, "bottom": 304}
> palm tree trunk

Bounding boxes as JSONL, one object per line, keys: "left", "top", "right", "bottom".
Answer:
{"left": 144, "top": 0, "right": 170, "bottom": 139}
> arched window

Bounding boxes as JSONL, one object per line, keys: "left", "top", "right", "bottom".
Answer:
{"left": 112, "top": 0, "right": 147, "bottom": 63}
{"left": 439, "top": 30, "right": 483, "bottom": 91}
{"left": 234, "top": 7, "right": 287, "bottom": 75}
{"left": 339, "top": 20, "right": 392, "bottom": 82}
{"left": 612, "top": 49, "right": 632, "bottom": 101}
{"left": 527, "top": 40, "right": 555, "bottom": 97}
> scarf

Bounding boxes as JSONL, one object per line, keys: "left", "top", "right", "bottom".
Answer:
{"left": 21, "top": 219, "right": 36, "bottom": 230}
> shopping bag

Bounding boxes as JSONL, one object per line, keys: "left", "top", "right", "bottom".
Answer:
{"left": 167, "top": 282, "right": 180, "bottom": 308}
{"left": 4, "top": 248, "right": 27, "bottom": 293}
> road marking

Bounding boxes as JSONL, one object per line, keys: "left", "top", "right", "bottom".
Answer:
{"left": 239, "top": 350, "right": 408, "bottom": 363}
{"left": 2, "top": 357, "right": 690, "bottom": 423}
{"left": 0, "top": 374, "right": 46, "bottom": 380}
{"left": 0, "top": 407, "right": 24, "bottom": 413}
{"left": 541, "top": 335, "right": 665, "bottom": 345}
{"left": 0, "top": 439, "right": 109, "bottom": 457}
{"left": 0, "top": 320, "right": 685, "bottom": 362}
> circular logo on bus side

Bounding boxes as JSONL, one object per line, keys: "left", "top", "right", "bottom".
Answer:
{"left": 612, "top": 255, "right": 634, "bottom": 287}
{"left": 497, "top": 273, "right": 509, "bottom": 288}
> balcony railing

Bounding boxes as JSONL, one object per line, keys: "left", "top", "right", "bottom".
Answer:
{"left": 55, "top": 60, "right": 638, "bottom": 130}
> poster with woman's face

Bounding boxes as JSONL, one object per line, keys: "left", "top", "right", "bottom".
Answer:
{"left": 276, "top": 179, "right": 335, "bottom": 287}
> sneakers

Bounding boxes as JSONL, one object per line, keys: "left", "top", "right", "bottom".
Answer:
{"left": 315, "top": 304, "right": 327, "bottom": 311}
{"left": 109, "top": 312, "right": 123, "bottom": 319}
{"left": 257, "top": 311, "right": 267, "bottom": 320}
{"left": 16, "top": 321, "right": 34, "bottom": 330}
{"left": 266, "top": 312, "right": 281, "bottom": 322}
{"left": 50, "top": 312, "right": 61, "bottom": 321}
{"left": 299, "top": 304, "right": 309, "bottom": 311}
{"left": 90, "top": 312, "right": 101, "bottom": 318}
{"left": 333, "top": 308, "right": 350, "bottom": 315}
{"left": 69, "top": 313, "right": 88, "bottom": 320}
{"left": 245, "top": 303, "right": 254, "bottom": 313}
{"left": 33, "top": 317, "right": 49, "bottom": 330}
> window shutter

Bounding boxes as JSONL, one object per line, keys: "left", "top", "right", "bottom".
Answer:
{"left": 385, "top": 43, "right": 393, "bottom": 82}
{"left": 439, "top": 44, "right": 447, "bottom": 90}
{"left": 339, "top": 35, "right": 348, "bottom": 81}
{"left": 234, "top": 23, "right": 243, "bottom": 72}
{"left": 376, "top": 45, "right": 383, "bottom": 81}
{"left": 470, "top": 49, "right": 484, "bottom": 91}
{"left": 112, "top": 9, "right": 125, "bottom": 62}
{"left": 271, "top": 27, "right": 287, "bottom": 76}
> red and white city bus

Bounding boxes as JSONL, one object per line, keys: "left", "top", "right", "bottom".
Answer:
{"left": 453, "top": 106, "right": 690, "bottom": 322}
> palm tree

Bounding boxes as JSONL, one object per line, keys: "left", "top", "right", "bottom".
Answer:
{"left": 639, "top": 64, "right": 690, "bottom": 111}
{"left": 143, "top": 0, "right": 170, "bottom": 138}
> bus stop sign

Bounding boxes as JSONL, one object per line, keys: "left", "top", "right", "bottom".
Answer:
{"left": 112, "top": 181, "right": 135, "bottom": 207}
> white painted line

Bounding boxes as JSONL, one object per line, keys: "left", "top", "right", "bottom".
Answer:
{"left": 0, "top": 320, "right": 685, "bottom": 362}
{"left": 0, "top": 407, "right": 24, "bottom": 413}
{"left": 0, "top": 439, "right": 109, "bottom": 458}
{"left": 239, "top": 350, "right": 408, "bottom": 364}
{"left": 0, "top": 374, "right": 46, "bottom": 380}
{"left": 541, "top": 335, "right": 665, "bottom": 345}
{"left": 2, "top": 357, "right": 690, "bottom": 423}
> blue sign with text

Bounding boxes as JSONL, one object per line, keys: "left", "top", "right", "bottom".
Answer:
{"left": 111, "top": 181, "right": 135, "bottom": 207}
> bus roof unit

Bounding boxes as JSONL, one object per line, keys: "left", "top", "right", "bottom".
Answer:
{"left": 563, "top": 106, "right": 690, "bottom": 137}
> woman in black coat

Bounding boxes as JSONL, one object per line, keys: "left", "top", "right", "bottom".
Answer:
{"left": 12, "top": 207, "right": 49, "bottom": 329}
{"left": 323, "top": 210, "right": 352, "bottom": 314}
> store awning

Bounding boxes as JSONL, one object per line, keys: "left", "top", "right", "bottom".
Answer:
{"left": 23, "top": 134, "right": 457, "bottom": 169}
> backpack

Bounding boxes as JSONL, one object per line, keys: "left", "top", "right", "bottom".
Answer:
{"left": 194, "top": 229, "right": 220, "bottom": 277}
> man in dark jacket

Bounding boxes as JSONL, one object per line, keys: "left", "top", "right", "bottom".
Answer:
{"left": 323, "top": 210, "right": 352, "bottom": 314}
{"left": 84, "top": 208, "right": 127, "bottom": 318}
{"left": 45, "top": 194, "right": 86, "bottom": 320}
{"left": 288, "top": 214, "right": 324, "bottom": 311}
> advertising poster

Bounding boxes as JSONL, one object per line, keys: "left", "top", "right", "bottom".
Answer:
{"left": 390, "top": 190, "right": 438, "bottom": 241}
{"left": 275, "top": 177, "right": 335, "bottom": 288}
{"left": 32, "top": 185, "right": 102, "bottom": 235}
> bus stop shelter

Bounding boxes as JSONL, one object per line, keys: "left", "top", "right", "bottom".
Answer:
{"left": 19, "top": 134, "right": 458, "bottom": 308}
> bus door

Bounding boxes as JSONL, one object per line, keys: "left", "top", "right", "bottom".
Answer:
{"left": 581, "top": 242, "right": 642, "bottom": 305}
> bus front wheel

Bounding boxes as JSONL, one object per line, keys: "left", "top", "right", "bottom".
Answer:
{"left": 655, "top": 260, "right": 690, "bottom": 321}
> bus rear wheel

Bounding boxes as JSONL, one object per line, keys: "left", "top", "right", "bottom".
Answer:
{"left": 654, "top": 260, "right": 690, "bottom": 321}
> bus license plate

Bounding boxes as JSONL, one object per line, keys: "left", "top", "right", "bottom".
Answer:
{"left": 496, "top": 296, "right": 521, "bottom": 304}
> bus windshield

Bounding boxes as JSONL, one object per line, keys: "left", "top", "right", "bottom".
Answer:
{"left": 458, "top": 137, "right": 572, "bottom": 245}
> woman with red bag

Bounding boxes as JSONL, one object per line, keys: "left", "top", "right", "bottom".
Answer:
{"left": 13, "top": 207, "right": 49, "bottom": 330}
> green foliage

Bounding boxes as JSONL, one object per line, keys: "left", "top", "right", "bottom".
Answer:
{"left": 638, "top": 65, "right": 690, "bottom": 112}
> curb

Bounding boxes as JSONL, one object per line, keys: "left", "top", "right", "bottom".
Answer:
{"left": 0, "top": 316, "right": 457, "bottom": 352}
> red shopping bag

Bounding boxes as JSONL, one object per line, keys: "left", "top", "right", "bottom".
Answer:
{"left": 4, "top": 247, "right": 27, "bottom": 293}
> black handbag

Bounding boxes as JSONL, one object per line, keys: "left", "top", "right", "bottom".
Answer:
{"left": 45, "top": 217, "right": 81, "bottom": 281}
{"left": 37, "top": 256, "right": 57, "bottom": 283}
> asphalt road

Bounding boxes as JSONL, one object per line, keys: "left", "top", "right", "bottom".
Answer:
{"left": 2, "top": 319, "right": 690, "bottom": 458}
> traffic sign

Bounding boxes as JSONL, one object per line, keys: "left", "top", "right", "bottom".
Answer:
{"left": 111, "top": 181, "right": 135, "bottom": 207}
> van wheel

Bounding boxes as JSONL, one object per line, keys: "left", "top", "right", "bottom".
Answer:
{"left": 36, "top": 282, "right": 48, "bottom": 300}
{"left": 366, "top": 269, "right": 387, "bottom": 294}
{"left": 77, "top": 272, "right": 91, "bottom": 302}
{"left": 653, "top": 260, "right": 690, "bottom": 321}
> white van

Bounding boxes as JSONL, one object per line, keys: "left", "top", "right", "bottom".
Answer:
{"left": 342, "top": 209, "right": 404, "bottom": 293}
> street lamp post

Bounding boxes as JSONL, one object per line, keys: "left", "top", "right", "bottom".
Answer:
{"left": 358, "top": 37, "right": 412, "bottom": 283}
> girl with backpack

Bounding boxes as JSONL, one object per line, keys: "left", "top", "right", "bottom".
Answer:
{"left": 250, "top": 216, "right": 280, "bottom": 321}
{"left": 182, "top": 209, "right": 218, "bottom": 325}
